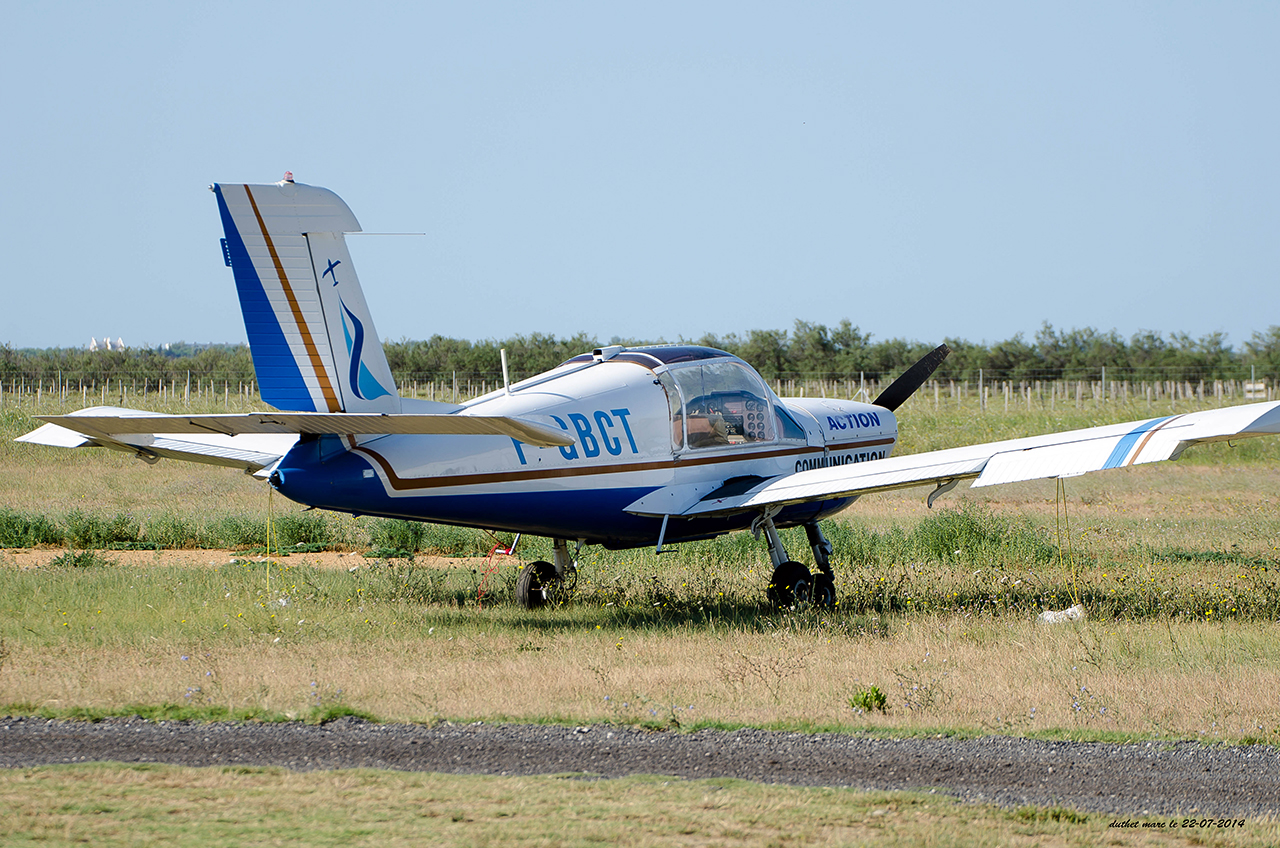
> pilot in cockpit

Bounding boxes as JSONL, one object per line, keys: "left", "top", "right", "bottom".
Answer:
{"left": 681, "top": 405, "right": 730, "bottom": 448}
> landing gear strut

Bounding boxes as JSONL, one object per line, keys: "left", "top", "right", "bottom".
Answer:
{"left": 752, "top": 509, "right": 837, "bottom": 609}
{"left": 805, "top": 522, "right": 837, "bottom": 609}
{"left": 515, "top": 538, "right": 580, "bottom": 609}
{"left": 753, "top": 508, "right": 807, "bottom": 607}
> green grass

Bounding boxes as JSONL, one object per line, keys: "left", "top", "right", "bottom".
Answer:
{"left": 3, "top": 501, "right": 1280, "bottom": 641}
{"left": 0, "top": 505, "right": 502, "bottom": 554}
{"left": 15, "top": 763, "right": 1272, "bottom": 848}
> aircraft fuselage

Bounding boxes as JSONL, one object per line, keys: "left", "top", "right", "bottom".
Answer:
{"left": 270, "top": 345, "right": 898, "bottom": 548}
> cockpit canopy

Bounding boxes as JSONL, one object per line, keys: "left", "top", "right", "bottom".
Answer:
{"left": 659, "top": 358, "right": 770, "bottom": 449}
{"left": 561, "top": 345, "right": 808, "bottom": 451}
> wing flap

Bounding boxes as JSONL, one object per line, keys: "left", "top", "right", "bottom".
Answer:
{"left": 681, "top": 455, "right": 988, "bottom": 516}
{"left": 973, "top": 440, "right": 1134, "bottom": 487}
{"left": 624, "top": 481, "right": 733, "bottom": 517}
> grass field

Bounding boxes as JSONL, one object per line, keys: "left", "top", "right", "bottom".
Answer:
{"left": 4, "top": 557, "right": 1280, "bottom": 741}
{"left": 2, "top": 394, "right": 1279, "bottom": 840}
{"left": 11, "top": 763, "right": 1272, "bottom": 848}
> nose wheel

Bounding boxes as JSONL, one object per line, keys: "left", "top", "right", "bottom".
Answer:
{"left": 811, "top": 573, "right": 835, "bottom": 608}
{"left": 767, "top": 560, "right": 812, "bottom": 607}
{"left": 754, "top": 511, "right": 838, "bottom": 610}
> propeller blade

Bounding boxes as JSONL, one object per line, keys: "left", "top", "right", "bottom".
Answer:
{"left": 871, "top": 343, "right": 951, "bottom": 411}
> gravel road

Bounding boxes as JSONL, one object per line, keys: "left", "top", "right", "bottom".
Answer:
{"left": 3, "top": 715, "right": 1278, "bottom": 816}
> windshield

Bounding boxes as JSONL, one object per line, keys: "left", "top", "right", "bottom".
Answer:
{"left": 668, "top": 360, "right": 775, "bottom": 449}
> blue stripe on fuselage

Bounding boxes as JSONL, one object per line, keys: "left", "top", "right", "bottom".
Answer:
{"left": 1102, "top": 416, "right": 1171, "bottom": 469}
{"left": 271, "top": 440, "right": 850, "bottom": 548}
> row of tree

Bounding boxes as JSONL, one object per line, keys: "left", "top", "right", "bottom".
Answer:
{"left": 3, "top": 323, "right": 1279, "bottom": 387}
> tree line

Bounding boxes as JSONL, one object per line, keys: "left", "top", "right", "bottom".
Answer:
{"left": 3, "top": 322, "right": 1279, "bottom": 388}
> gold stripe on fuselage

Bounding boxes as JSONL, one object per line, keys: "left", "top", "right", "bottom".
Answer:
{"left": 352, "top": 437, "right": 896, "bottom": 493}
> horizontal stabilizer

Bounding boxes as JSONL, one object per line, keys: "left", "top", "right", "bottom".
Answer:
{"left": 33, "top": 409, "right": 575, "bottom": 448}
{"left": 17, "top": 408, "right": 296, "bottom": 472}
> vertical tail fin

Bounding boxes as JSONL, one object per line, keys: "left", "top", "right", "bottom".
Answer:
{"left": 212, "top": 180, "right": 400, "bottom": 414}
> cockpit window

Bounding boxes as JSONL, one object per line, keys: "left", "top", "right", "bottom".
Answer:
{"left": 775, "top": 404, "right": 808, "bottom": 442}
{"left": 656, "top": 371, "right": 684, "bottom": 450}
{"left": 668, "top": 360, "right": 776, "bottom": 449}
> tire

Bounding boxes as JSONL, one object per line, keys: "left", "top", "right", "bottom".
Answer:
{"left": 812, "top": 574, "right": 836, "bottom": 610}
{"left": 516, "top": 560, "right": 557, "bottom": 609}
{"left": 766, "top": 561, "right": 812, "bottom": 608}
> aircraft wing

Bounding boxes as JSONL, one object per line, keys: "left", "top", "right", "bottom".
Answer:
{"left": 660, "top": 401, "right": 1280, "bottom": 518}
{"left": 28, "top": 409, "right": 575, "bottom": 448}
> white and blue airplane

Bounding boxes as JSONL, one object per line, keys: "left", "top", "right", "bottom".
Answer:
{"left": 20, "top": 177, "right": 1280, "bottom": 608}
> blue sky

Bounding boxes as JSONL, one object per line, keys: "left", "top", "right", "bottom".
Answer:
{"left": 3, "top": 1, "right": 1277, "bottom": 351}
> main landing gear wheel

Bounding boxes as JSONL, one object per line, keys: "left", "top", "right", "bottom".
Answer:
{"left": 812, "top": 574, "right": 836, "bottom": 610}
{"left": 767, "top": 561, "right": 812, "bottom": 608}
{"left": 516, "top": 560, "right": 558, "bottom": 609}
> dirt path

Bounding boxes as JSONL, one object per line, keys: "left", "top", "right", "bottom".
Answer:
{"left": 0, "top": 548, "right": 492, "bottom": 570}
{"left": 2, "top": 716, "right": 1277, "bottom": 817}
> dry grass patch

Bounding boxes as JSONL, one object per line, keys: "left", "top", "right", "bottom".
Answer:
{"left": 4, "top": 617, "right": 1280, "bottom": 743}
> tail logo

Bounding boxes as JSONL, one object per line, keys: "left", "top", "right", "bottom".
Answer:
{"left": 325, "top": 258, "right": 393, "bottom": 401}
{"left": 323, "top": 259, "right": 342, "bottom": 284}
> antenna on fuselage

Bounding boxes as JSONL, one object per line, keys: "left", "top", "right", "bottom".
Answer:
{"left": 501, "top": 348, "right": 512, "bottom": 395}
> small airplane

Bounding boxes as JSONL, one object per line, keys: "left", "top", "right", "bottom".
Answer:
{"left": 19, "top": 177, "right": 1280, "bottom": 609}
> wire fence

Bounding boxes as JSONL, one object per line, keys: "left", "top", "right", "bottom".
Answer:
{"left": 392, "top": 374, "right": 1273, "bottom": 407}
{"left": 2, "top": 368, "right": 1270, "bottom": 409}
